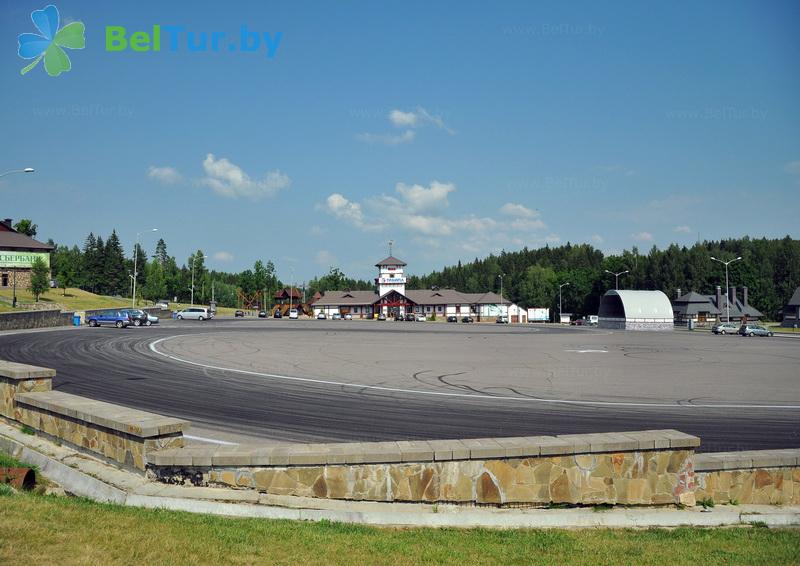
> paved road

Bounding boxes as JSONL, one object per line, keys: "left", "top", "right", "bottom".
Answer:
{"left": 2, "top": 319, "right": 798, "bottom": 451}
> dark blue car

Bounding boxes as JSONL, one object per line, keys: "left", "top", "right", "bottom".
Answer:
{"left": 86, "top": 310, "right": 131, "bottom": 328}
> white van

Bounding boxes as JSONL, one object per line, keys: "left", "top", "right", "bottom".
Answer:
{"left": 176, "top": 307, "right": 213, "bottom": 321}
{"left": 288, "top": 308, "right": 299, "bottom": 319}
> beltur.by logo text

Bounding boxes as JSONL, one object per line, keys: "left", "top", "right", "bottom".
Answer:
{"left": 105, "top": 24, "right": 283, "bottom": 58}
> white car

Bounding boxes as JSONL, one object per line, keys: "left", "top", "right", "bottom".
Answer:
{"left": 288, "top": 308, "right": 299, "bottom": 319}
{"left": 343, "top": 313, "right": 352, "bottom": 320}
{"left": 176, "top": 307, "right": 212, "bottom": 321}
{"left": 415, "top": 314, "right": 426, "bottom": 322}
{"left": 317, "top": 312, "right": 327, "bottom": 320}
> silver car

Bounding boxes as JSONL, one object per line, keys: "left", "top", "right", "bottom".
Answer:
{"left": 711, "top": 322, "right": 738, "bottom": 335}
{"left": 176, "top": 307, "right": 212, "bottom": 321}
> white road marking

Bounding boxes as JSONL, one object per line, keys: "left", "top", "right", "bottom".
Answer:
{"left": 148, "top": 336, "right": 800, "bottom": 410}
{"left": 183, "top": 434, "right": 238, "bottom": 446}
{"left": 565, "top": 349, "right": 608, "bottom": 353}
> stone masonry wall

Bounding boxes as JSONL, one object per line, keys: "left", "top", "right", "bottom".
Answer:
{"left": 0, "top": 309, "right": 74, "bottom": 331}
{"left": 693, "top": 450, "right": 800, "bottom": 505}
{"left": 0, "top": 361, "right": 54, "bottom": 420}
{"left": 14, "top": 400, "right": 185, "bottom": 471}
{"left": 196, "top": 449, "right": 696, "bottom": 506}
{"left": 150, "top": 431, "right": 701, "bottom": 507}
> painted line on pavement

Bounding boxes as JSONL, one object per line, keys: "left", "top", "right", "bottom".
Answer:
{"left": 148, "top": 335, "right": 800, "bottom": 410}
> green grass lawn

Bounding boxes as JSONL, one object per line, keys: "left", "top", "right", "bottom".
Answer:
{"left": 0, "top": 492, "right": 797, "bottom": 566}
{"left": 0, "top": 288, "right": 238, "bottom": 316}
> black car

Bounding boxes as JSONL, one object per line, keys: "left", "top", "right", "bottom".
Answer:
{"left": 273, "top": 310, "right": 282, "bottom": 319}
{"left": 405, "top": 313, "right": 416, "bottom": 321}
{"left": 235, "top": 310, "right": 245, "bottom": 317}
{"left": 447, "top": 315, "right": 458, "bottom": 323}
{"left": 394, "top": 314, "right": 405, "bottom": 322}
{"left": 461, "top": 316, "right": 474, "bottom": 323}
{"left": 121, "top": 309, "right": 149, "bottom": 327}
{"left": 258, "top": 310, "right": 268, "bottom": 318}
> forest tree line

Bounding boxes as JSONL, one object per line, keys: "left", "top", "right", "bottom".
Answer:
{"left": 33, "top": 219, "right": 799, "bottom": 319}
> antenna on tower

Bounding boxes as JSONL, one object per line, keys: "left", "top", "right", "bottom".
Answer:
{"left": 388, "top": 240, "right": 394, "bottom": 256}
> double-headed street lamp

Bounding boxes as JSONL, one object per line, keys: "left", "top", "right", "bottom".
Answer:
{"left": 710, "top": 255, "right": 742, "bottom": 323}
{"left": 132, "top": 228, "right": 158, "bottom": 308}
{"left": 190, "top": 253, "right": 209, "bottom": 306}
{"left": 0, "top": 168, "right": 34, "bottom": 178}
{"left": 604, "top": 269, "right": 629, "bottom": 290}
{"left": 559, "top": 282, "right": 570, "bottom": 323}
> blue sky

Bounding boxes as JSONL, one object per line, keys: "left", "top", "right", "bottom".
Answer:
{"left": 2, "top": 0, "right": 799, "bottom": 282}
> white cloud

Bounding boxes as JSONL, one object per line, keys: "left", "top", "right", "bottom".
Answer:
{"left": 199, "top": 153, "right": 290, "bottom": 200}
{"left": 509, "top": 218, "right": 547, "bottom": 231}
{"left": 323, "top": 193, "right": 383, "bottom": 230}
{"left": 147, "top": 166, "right": 182, "bottom": 185}
{"left": 673, "top": 225, "right": 692, "bottom": 233}
{"left": 389, "top": 109, "right": 418, "bottom": 127}
{"left": 394, "top": 181, "right": 455, "bottom": 212}
{"left": 500, "top": 203, "right": 539, "bottom": 218}
{"left": 631, "top": 231, "right": 653, "bottom": 242}
{"left": 545, "top": 234, "right": 561, "bottom": 244}
{"left": 356, "top": 130, "right": 415, "bottom": 146}
{"left": 315, "top": 250, "right": 338, "bottom": 266}
{"left": 308, "top": 225, "right": 326, "bottom": 237}
{"left": 357, "top": 107, "right": 454, "bottom": 145}
{"left": 785, "top": 161, "right": 800, "bottom": 175}
{"left": 591, "top": 234, "right": 604, "bottom": 244}
{"left": 212, "top": 251, "right": 234, "bottom": 262}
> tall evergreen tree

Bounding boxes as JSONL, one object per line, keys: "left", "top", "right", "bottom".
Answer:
{"left": 103, "top": 230, "right": 127, "bottom": 296}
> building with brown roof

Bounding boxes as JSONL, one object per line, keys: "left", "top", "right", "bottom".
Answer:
{"left": 0, "top": 218, "right": 53, "bottom": 298}
{"left": 313, "top": 255, "right": 525, "bottom": 321}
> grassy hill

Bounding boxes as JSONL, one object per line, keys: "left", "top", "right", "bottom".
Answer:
{"left": 0, "top": 287, "right": 237, "bottom": 315}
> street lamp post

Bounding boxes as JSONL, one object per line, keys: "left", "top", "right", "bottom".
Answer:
{"left": 0, "top": 168, "right": 34, "bottom": 178}
{"left": 559, "top": 282, "right": 571, "bottom": 323}
{"left": 132, "top": 228, "right": 158, "bottom": 308}
{"left": 710, "top": 256, "right": 742, "bottom": 323}
{"left": 498, "top": 273, "right": 504, "bottom": 318}
{"left": 190, "top": 253, "right": 208, "bottom": 306}
{"left": 604, "top": 269, "right": 629, "bottom": 290}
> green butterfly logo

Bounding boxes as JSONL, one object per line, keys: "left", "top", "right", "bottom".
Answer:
{"left": 18, "top": 4, "right": 85, "bottom": 77}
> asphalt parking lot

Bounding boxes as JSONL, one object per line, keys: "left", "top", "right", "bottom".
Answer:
{"left": 1, "top": 318, "right": 798, "bottom": 450}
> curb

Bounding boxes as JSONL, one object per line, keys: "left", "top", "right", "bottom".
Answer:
{"left": 2, "top": 428, "right": 798, "bottom": 529}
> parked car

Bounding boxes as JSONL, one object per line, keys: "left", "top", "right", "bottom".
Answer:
{"left": 462, "top": 315, "right": 475, "bottom": 323}
{"left": 258, "top": 310, "right": 268, "bottom": 318}
{"left": 738, "top": 323, "right": 773, "bottom": 337}
{"left": 176, "top": 307, "right": 212, "bottom": 321}
{"left": 332, "top": 313, "right": 342, "bottom": 320}
{"left": 146, "top": 313, "right": 159, "bottom": 325}
{"left": 156, "top": 300, "right": 170, "bottom": 311}
{"left": 712, "top": 322, "right": 738, "bottom": 335}
{"left": 496, "top": 315, "right": 509, "bottom": 324}
{"left": 235, "top": 310, "right": 245, "bottom": 318}
{"left": 447, "top": 315, "right": 458, "bottom": 323}
{"left": 585, "top": 315, "right": 599, "bottom": 326}
{"left": 416, "top": 314, "right": 426, "bottom": 322}
{"left": 121, "top": 309, "right": 149, "bottom": 327}
{"left": 570, "top": 319, "right": 584, "bottom": 326}
{"left": 343, "top": 313, "right": 353, "bottom": 320}
{"left": 405, "top": 313, "right": 416, "bottom": 321}
{"left": 288, "top": 308, "right": 299, "bottom": 319}
{"left": 273, "top": 310, "right": 282, "bottom": 319}
{"left": 394, "top": 314, "right": 405, "bottom": 322}
{"left": 317, "top": 312, "right": 327, "bottom": 320}
{"left": 86, "top": 310, "right": 130, "bottom": 328}
{"left": 377, "top": 313, "right": 387, "bottom": 321}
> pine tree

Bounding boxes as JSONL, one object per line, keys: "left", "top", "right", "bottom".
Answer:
{"left": 154, "top": 238, "right": 169, "bottom": 265}
{"left": 29, "top": 257, "right": 50, "bottom": 301}
{"left": 103, "top": 230, "right": 127, "bottom": 296}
